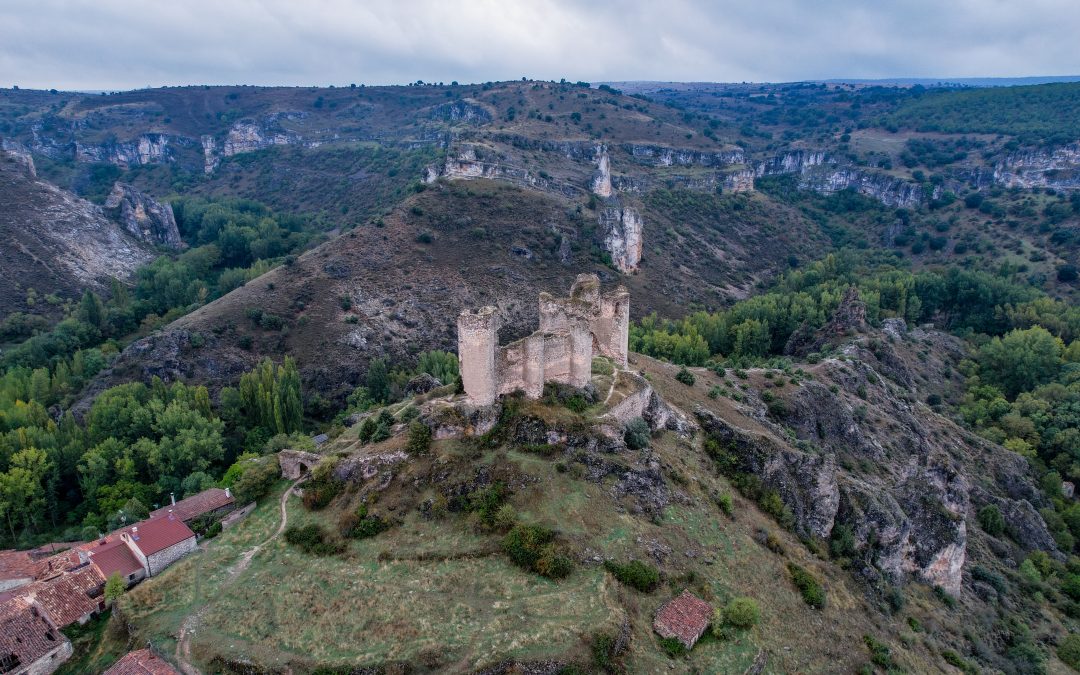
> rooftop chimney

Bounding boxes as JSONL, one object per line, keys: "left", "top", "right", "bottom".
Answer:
{"left": 170, "top": 492, "right": 176, "bottom": 506}
{"left": 225, "top": 487, "right": 232, "bottom": 499}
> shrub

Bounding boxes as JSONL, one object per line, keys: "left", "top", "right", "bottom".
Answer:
{"left": 830, "top": 524, "right": 857, "bottom": 559}
{"left": 231, "top": 457, "right": 279, "bottom": 504}
{"left": 624, "top": 417, "right": 650, "bottom": 450}
{"left": 863, "top": 635, "right": 894, "bottom": 669}
{"left": 469, "top": 482, "right": 509, "bottom": 528}
{"left": 978, "top": 504, "right": 1005, "bottom": 537}
{"left": 658, "top": 636, "right": 687, "bottom": 658}
{"left": 604, "top": 559, "right": 660, "bottom": 592}
{"left": 716, "top": 493, "right": 734, "bottom": 516}
{"left": 788, "top": 562, "right": 825, "bottom": 608}
{"left": 284, "top": 524, "right": 343, "bottom": 556}
{"left": 675, "top": 368, "right": 696, "bottom": 386}
{"left": 405, "top": 421, "right": 432, "bottom": 455}
{"left": 340, "top": 504, "right": 390, "bottom": 539}
{"left": 1058, "top": 634, "right": 1080, "bottom": 671}
{"left": 502, "top": 523, "right": 573, "bottom": 578}
{"left": 591, "top": 632, "right": 623, "bottom": 673}
{"left": 722, "top": 597, "right": 760, "bottom": 628}
{"left": 259, "top": 313, "right": 285, "bottom": 330}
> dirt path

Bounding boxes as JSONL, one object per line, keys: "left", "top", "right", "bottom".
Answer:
{"left": 174, "top": 477, "right": 305, "bottom": 675}
{"left": 603, "top": 368, "right": 620, "bottom": 405}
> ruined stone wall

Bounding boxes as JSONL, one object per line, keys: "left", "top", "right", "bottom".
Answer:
{"left": 459, "top": 274, "right": 629, "bottom": 405}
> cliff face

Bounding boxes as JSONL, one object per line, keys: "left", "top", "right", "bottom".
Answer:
{"left": 623, "top": 143, "right": 745, "bottom": 167}
{"left": 993, "top": 143, "right": 1080, "bottom": 189}
{"left": 103, "top": 183, "right": 183, "bottom": 250}
{"left": 74, "top": 133, "right": 184, "bottom": 167}
{"left": 598, "top": 205, "right": 643, "bottom": 273}
{"left": 758, "top": 150, "right": 932, "bottom": 208}
{"left": 0, "top": 154, "right": 156, "bottom": 314}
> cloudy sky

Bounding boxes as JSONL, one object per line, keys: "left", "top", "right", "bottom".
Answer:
{"left": 3, "top": 0, "right": 1079, "bottom": 90}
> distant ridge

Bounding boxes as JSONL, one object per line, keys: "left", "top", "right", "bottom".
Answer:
{"left": 603, "top": 75, "right": 1080, "bottom": 91}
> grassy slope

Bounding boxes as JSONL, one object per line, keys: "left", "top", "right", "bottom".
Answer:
{"left": 115, "top": 353, "right": 1013, "bottom": 674}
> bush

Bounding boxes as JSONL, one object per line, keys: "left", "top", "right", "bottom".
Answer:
{"left": 863, "top": 635, "right": 894, "bottom": 669}
{"left": 624, "top": 417, "right": 650, "bottom": 450}
{"left": 658, "top": 636, "right": 687, "bottom": 658}
{"left": 978, "top": 504, "right": 1005, "bottom": 537}
{"left": 716, "top": 493, "right": 734, "bottom": 516}
{"left": 675, "top": 367, "right": 696, "bottom": 386}
{"left": 788, "top": 562, "right": 825, "bottom": 608}
{"left": 405, "top": 421, "right": 432, "bottom": 455}
{"left": 830, "top": 524, "right": 857, "bottom": 559}
{"left": 1058, "top": 634, "right": 1080, "bottom": 671}
{"left": 231, "top": 457, "right": 279, "bottom": 504}
{"left": 340, "top": 504, "right": 390, "bottom": 539}
{"left": 284, "top": 524, "right": 343, "bottom": 556}
{"left": 604, "top": 559, "right": 660, "bottom": 592}
{"left": 502, "top": 523, "right": 573, "bottom": 578}
{"left": 722, "top": 597, "right": 760, "bottom": 628}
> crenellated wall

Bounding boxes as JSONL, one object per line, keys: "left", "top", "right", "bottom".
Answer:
{"left": 458, "top": 274, "right": 629, "bottom": 406}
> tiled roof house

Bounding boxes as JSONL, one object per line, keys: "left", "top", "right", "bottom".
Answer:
{"left": 103, "top": 648, "right": 180, "bottom": 675}
{"left": 0, "top": 596, "right": 72, "bottom": 675}
{"left": 149, "top": 488, "right": 235, "bottom": 525}
{"left": 652, "top": 590, "right": 713, "bottom": 649}
{"left": 17, "top": 565, "right": 104, "bottom": 628}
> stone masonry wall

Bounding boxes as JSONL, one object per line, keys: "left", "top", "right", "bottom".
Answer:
{"left": 146, "top": 536, "right": 197, "bottom": 576}
{"left": 458, "top": 274, "right": 629, "bottom": 405}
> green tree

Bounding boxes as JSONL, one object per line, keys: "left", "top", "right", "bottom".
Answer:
{"left": 0, "top": 448, "right": 51, "bottom": 539}
{"left": 978, "top": 326, "right": 1064, "bottom": 399}
{"left": 78, "top": 290, "right": 106, "bottom": 329}
{"left": 104, "top": 572, "right": 125, "bottom": 605}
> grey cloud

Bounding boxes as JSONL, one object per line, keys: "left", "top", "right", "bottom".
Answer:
{"left": 1, "top": 0, "right": 1078, "bottom": 90}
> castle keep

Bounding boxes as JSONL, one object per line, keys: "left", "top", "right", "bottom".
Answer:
{"left": 457, "top": 274, "right": 630, "bottom": 406}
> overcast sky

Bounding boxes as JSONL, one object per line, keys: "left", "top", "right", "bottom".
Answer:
{"left": 3, "top": 0, "right": 1080, "bottom": 90}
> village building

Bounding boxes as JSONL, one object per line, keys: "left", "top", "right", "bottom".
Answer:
{"left": 0, "top": 597, "right": 72, "bottom": 675}
{"left": 652, "top": 590, "right": 713, "bottom": 650}
{"left": 13, "top": 565, "right": 104, "bottom": 629}
{"left": 103, "top": 648, "right": 180, "bottom": 675}
{"left": 149, "top": 487, "right": 235, "bottom": 525}
{"left": 89, "top": 513, "right": 197, "bottom": 579}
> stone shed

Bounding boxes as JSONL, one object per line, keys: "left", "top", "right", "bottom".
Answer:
{"left": 653, "top": 590, "right": 713, "bottom": 650}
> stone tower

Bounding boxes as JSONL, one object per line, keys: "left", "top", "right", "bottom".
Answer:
{"left": 457, "top": 306, "right": 500, "bottom": 406}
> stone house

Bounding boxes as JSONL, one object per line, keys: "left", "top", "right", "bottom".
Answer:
{"left": 86, "top": 512, "right": 197, "bottom": 582}
{"left": 652, "top": 590, "right": 713, "bottom": 650}
{"left": 103, "top": 647, "right": 180, "bottom": 675}
{"left": 0, "top": 597, "right": 72, "bottom": 675}
{"left": 150, "top": 487, "right": 235, "bottom": 526}
{"left": 15, "top": 566, "right": 104, "bottom": 628}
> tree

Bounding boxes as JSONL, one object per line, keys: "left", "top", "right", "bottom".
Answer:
{"left": 405, "top": 421, "right": 432, "bottom": 455}
{"left": 978, "top": 326, "right": 1063, "bottom": 399}
{"left": 978, "top": 505, "right": 1005, "bottom": 537}
{"left": 104, "top": 572, "right": 125, "bottom": 605}
{"left": 0, "top": 448, "right": 51, "bottom": 539}
{"left": 365, "top": 358, "right": 390, "bottom": 403}
{"left": 78, "top": 290, "right": 106, "bottom": 329}
{"left": 624, "top": 417, "right": 650, "bottom": 450}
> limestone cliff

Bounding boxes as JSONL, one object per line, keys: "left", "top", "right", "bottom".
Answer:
{"left": 993, "top": 143, "right": 1080, "bottom": 189}
{"left": 598, "top": 204, "right": 643, "bottom": 273}
{"left": 103, "top": 183, "right": 183, "bottom": 250}
{"left": 74, "top": 133, "right": 185, "bottom": 167}
{"left": 0, "top": 156, "right": 156, "bottom": 314}
{"left": 591, "top": 148, "right": 613, "bottom": 197}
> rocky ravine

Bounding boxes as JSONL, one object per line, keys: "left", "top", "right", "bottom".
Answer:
{"left": 0, "top": 151, "right": 175, "bottom": 314}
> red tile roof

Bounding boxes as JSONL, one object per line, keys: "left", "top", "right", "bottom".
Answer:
{"left": 0, "top": 550, "right": 42, "bottom": 585}
{"left": 19, "top": 566, "right": 104, "bottom": 628}
{"left": 122, "top": 514, "right": 195, "bottom": 557}
{"left": 150, "top": 488, "right": 234, "bottom": 523}
{"left": 0, "top": 597, "right": 66, "bottom": 669}
{"left": 653, "top": 590, "right": 713, "bottom": 649}
{"left": 104, "top": 648, "right": 181, "bottom": 675}
{"left": 87, "top": 538, "right": 144, "bottom": 580}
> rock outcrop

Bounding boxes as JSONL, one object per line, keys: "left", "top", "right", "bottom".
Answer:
{"left": 598, "top": 205, "right": 643, "bottom": 273}
{"left": 0, "top": 156, "right": 156, "bottom": 315}
{"left": 74, "top": 133, "right": 181, "bottom": 167}
{"left": 993, "top": 143, "right": 1080, "bottom": 189}
{"left": 103, "top": 183, "right": 183, "bottom": 250}
{"left": 592, "top": 148, "right": 613, "bottom": 197}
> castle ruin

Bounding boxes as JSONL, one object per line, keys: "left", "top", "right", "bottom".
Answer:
{"left": 458, "top": 274, "right": 630, "bottom": 406}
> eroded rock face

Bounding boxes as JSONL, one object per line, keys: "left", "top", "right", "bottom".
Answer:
{"left": 598, "top": 205, "right": 643, "bottom": 273}
{"left": 994, "top": 143, "right": 1080, "bottom": 189}
{"left": 429, "top": 100, "right": 492, "bottom": 125}
{"left": 104, "top": 183, "right": 183, "bottom": 250}
{"left": 75, "top": 133, "right": 179, "bottom": 167}
{"left": 592, "top": 149, "right": 613, "bottom": 198}
{"left": 694, "top": 406, "right": 840, "bottom": 538}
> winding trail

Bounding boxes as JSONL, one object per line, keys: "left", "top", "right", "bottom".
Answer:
{"left": 174, "top": 476, "right": 306, "bottom": 675}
